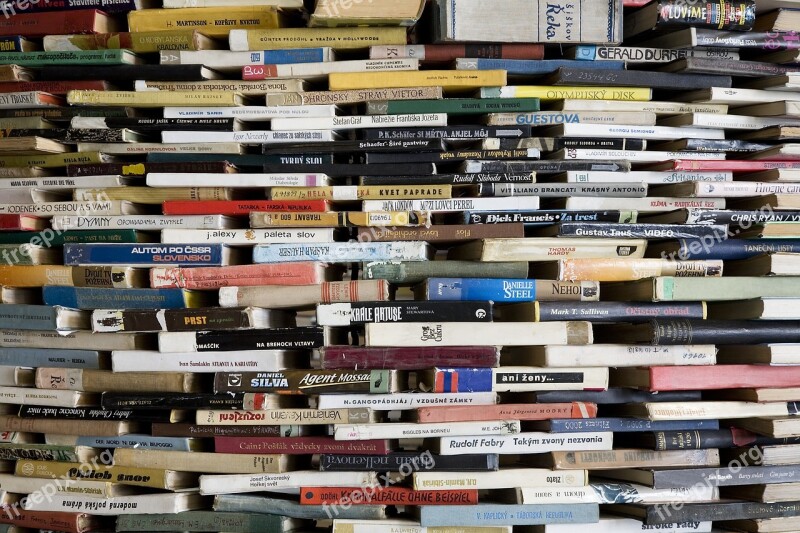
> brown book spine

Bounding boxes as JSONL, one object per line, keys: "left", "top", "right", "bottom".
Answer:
{"left": 151, "top": 422, "right": 290, "bottom": 438}
{"left": 356, "top": 223, "right": 525, "bottom": 242}
{"left": 36, "top": 369, "right": 200, "bottom": 393}
{"left": 0, "top": 81, "right": 111, "bottom": 94}
{"left": 320, "top": 345, "right": 500, "bottom": 370}
{"left": 0, "top": 415, "right": 136, "bottom": 437}
{"left": 425, "top": 43, "right": 545, "bottom": 62}
{"left": 0, "top": 10, "right": 110, "bottom": 38}
{"left": 67, "top": 161, "right": 235, "bottom": 177}
{"left": 214, "top": 436, "right": 392, "bottom": 455}
{"left": 0, "top": 509, "right": 100, "bottom": 533}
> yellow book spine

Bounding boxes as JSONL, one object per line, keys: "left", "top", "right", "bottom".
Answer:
{"left": 249, "top": 211, "right": 428, "bottom": 228}
{"left": 0, "top": 152, "right": 104, "bottom": 168}
{"left": 130, "top": 30, "right": 206, "bottom": 53}
{"left": 559, "top": 258, "right": 725, "bottom": 282}
{"left": 14, "top": 460, "right": 170, "bottom": 489}
{"left": 238, "top": 27, "right": 407, "bottom": 50}
{"left": 67, "top": 90, "right": 240, "bottom": 107}
{"left": 113, "top": 449, "right": 288, "bottom": 474}
{"left": 269, "top": 185, "right": 452, "bottom": 201}
{"left": 128, "top": 7, "right": 281, "bottom": 37}
{"left": 506, "top": 86, "right": 653, "bottom": 101}
{"left": 0, "top": 266, "right": 67, "bottom": 287}
{"left": 74, "top": 187, "right": 232, "bottom": 203}
{"left": 329, "top": 70, "right": 507, "bottom": 91}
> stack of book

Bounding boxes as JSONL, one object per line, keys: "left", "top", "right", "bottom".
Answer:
{"left": 2, "top": 0, "right": 800, "bottom": 531}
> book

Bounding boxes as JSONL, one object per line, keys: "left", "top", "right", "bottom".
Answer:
{"left": 335, "top": 420, "right": 521, "bottom": 441}
{"left": 198, "top": 470, "right": 377, "bottom": 495}
{"left": 310, "top": 0, "right": 424, "bottom": 26}
{"left": 328, "top": 70, "right": 507, "bottom": 92}
{"left": 423, "top": 366, "right": 608, "bottom": 392}
{"left": 219, "top": 280, "right": 390, "bottom": 309}
{"left": 36, "top": 368, "right": 201, "bottom": 393}
{"left": 22, "top": 492, "right": 206, "bottom": 515}
{"left": 414, "top": 278, "right": 600, "bottom": 302}
{"left": 320, "top": 346, "right": 500, "bottom": 370}
{"left": 92, "top": 307, "right": 294, "bottom": 333}
{"left": 43, "top": 286, "right": 211, "bottom": 310}
{"left": 612, "top": 364, "right": 800, "bottom": 391}
{"left": 43, "top": 30, "right": 220, "bottom": 53}
{"left": 160, "top": 47, "right": 333, "bottom": 71}
{"left": 364, "top": 322, "right": 592, "bottom": 347}
{"left": 0, "top": 9, "right": 120, "bottom": 38}
{"left": 448, "top": 238, "right": 647, "bottom": 261}
{"left": 150, "top": 263, "right": 332, "bottom": 289}
{"left": 127, "top": 6, "right": 283, "bottom": 37}
{"left": 503, "top": 344, "right": 716, "bottom": 367}
{"left": 417, "top": 503, "right": 599, "bottom": 526}
{"left": 624, "top": 0, "right": 755, "bottom": 38}
{"left": 242, "top": 58, "right": 420, "bottom": 82}
{"left": 228, "top": 27, "right": 407, "bottom": 51}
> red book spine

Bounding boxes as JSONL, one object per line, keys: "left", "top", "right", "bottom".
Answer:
{"left": 648, "top": 365, "right": 800, "bottom": 391}
{"left": 300, "top": 486, "right": 479, "bottom": 505}
{"left": 161, "top": 200, "right": 329, "bottom": 215}
{"left": 214, "top": 436, "right": 392, "bottom": 455}
{"left": 416, "top": 402, "right": 598, "bottom": 423}
{"left": 242, "top": 64, "right": 278, "bottom": 80}
{"left": 320, "top": 346, "right": 500, "bottom": 370}
{"left": 0, "top": 214, "right": 41, "bottom": 231}
{"left": 0, "top": 10, "right": 104, "bottom": 38}
{"left": 425, "top": 43, "right": 544, "bottom": 62}
{"left": 671, "top": 160, "right": 800, "bottom": 171}
{"left": 0, "top": 80, "right": 110, "bottom": 94}
{"left": 150, "top": 262, "right": 325, "bottom": 289}
{"left": 0, "top": 508, "right": 92, "bottom": 533}
{"left": 622, "top": 0, "right": 651, "bottom": 6}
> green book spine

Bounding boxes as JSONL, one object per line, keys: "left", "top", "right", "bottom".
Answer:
{"left": 364, "top": 260, "right": 529, "bottom": 285}
{"left": 115, "top": 511, "right": 288, "bottom": 532}
{"left": 0, "top": 49, "right": 134, "bottom": 66}
{"left": 657, "top": 276, "right": 800, "bottom": 302}
{"left": 367, "top": 97, "right": 541, "bottom": 115}
{"left": 0, "top": 230, "right": 141, "bottom": 246}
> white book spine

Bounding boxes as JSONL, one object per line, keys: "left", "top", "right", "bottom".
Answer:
{"left": 699, "top": 87, "right": 796, "bottom": 105}
{"left": 51, "top": 215, "right": 229, "bottom": 231}
{"left": 0, "top": 367, "right": 29, "bottom": 386}
{"left": 560, "top": 149, "right": 725, "bottom": 162}
{"left": 486, "top": 111, "right": 657, "bottom": 127}
{"left": 565, "top": 171, "right": 732, "bottom": 184}
{"left": 543, "top": 518, "right": 712, "bottom": 532}
{"left": 166, "top": 48, "right": 333, "bottom": 68}
{"left": 369, "top": 45, "right": 427, "bottom": 60}
{"left": 0, "top": 176, "right": 124, "bottom": 190}
{"left": 22, "top": 493, "right": 197, "bottom": 514}
{"left": 363, "top": 322, "right": 586, "bottom": 347}
{"left": 161, "top": 130, "right": 336, "bottom": 143}
{"left": 540, "top": 345, "right": 717, "bottom": 367}
{"left": 564, "top": 197, "right": 726, "bottom": 212}
{"left": 688, "top": 112, "right": 800, "bottom": 130}
{"left": 199, "top": 470, "right": 375, "bottom": 495}
{"left": 694, "top": 181, "right": 800, "bottom": 197}
{"left": 412, "top": 468, "right": 587, "bottom": 491}
{"left": 362, "top": 197, "right": 540, "bottom": 212}
{"left": 270, "top": 113, "right": 448, "bottom": 131}
{"left": 315, "top": 392, "right": 498, "bottom": 411}
{"left": 492, "top": 366, "right": 609, "bottom": 392}
{"left": 645, "top": 401, "right": 791, "bottom": 420}
{"left": 0, "top": 386, "right": 83, "bottom": 407}
{"left": 243, "top": 58, "right": 419, "bottom": 80}
{"left": 111, "top": 350, "right": 292, "bottom": 373}
{"left": 518, "top": 483, "right": 718, "bottom": 505}
{"left": 162, "top": 105, "right": 337, "bottom": 120}
{"left": 146, "top": 173, "right": 330, "bottom": 188}
{"left": 252, "top": 241, "right": 430, "bottom": 263}
{"left": 334, "top": 420, "right": 520, "bottom": 441}
{"left": 160, "top": 228, "right": 335, "bottom": 245}
{"left": 436, "top": 431, "right": 613, "bottom": 456}
{"left": 77, "top": 142, "right": 243, "bottom": 154}
{"left": 560, "top": 99, "right": 728, "bottom": 115}
{"left": 560, "top": 123, "right": 725, "bottom": 140}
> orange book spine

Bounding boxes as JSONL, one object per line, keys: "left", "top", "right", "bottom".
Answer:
{"left": 299, "top": 486, "right": 479, "bottom": 505}
{"left": 416, "top": 402, "right": 597, "bottom": 423}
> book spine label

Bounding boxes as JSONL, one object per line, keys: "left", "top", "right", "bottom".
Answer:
{"left": 213, "top": 370, "right": 392, "bottom": 394}
{"left": 315, "top": 302, "right": 494, "bottom": 326}
{"left": 422, "top": 279, "right": 599, "bottom": 302}
{"left": 315, "top": 392, "right": 497, "bottom": 411}
{"left": 320, "top": 346, "right": 499, "bottom": 370}
{"left": 465, "top": 210, "right": 635, "bottom": 225}
{"left": 214, "top": 436, "right": 391, "bottom": 455}
{"left": 559, "top": 222, "right": 726, "bottom": 239}
{"left": 436, "top": 431, "right": 614, "bottom": 456}
{"left": 536, "top": 302, "right": 707, "bottom": 322}
{"left": 162, "top": 200, "right": 328, "bottom": 216}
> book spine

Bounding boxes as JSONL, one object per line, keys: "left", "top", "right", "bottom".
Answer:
{"left": 545, "top": 417, "right": 719, "bottom": 433}
{"left": 198, "top": 408, "right": 373, "bottom": 426}
{"left": 301, "top": 486, "right": 478, "bottom": 505}
{"left": 214, "top": 436, "right": 391, "bottom": 455}
{"left": 0, "top": 35, "right": 24, "bottom": 52}
{"left": 116, "top": 511, "right": 284, "bottom": 531}
{"left": 559, "top": 222, "right": 726, "bottom": 239}
{"left": 319, "top": 346, "right": 500, "bottom": 370}
{"left": 417, "top": 402, "right": 597, "bottom": 423}
{"left": 0, "top": 10, "right": 103, "bottom": 39}
{"left": 559, "top": 258, "right": 723, "bottom": 281}
{"left": 370, "top": 44, "right": 545, "bottom": 61}
{"left": 0, "top": 509, "right": 89, "bottom": 533}
{"left": 43, "top": 286, "right": 194, "bottom": 310}
{"left": 464, "top": 210, "right": 635, "bottom": 225}
{"left": 219, "top": 281, "right": 390, "bottom": 308}
{"left": 0, "top": 444, "right": 85, "bottom": 462}
{"left": 648, "top": 430, "right": 735, "bottom": 450}
{"left": 252, "top": 242, "right": 430, "bottom": 263}
{"left": 421, "top": 278, "right": 599, "bottom": 302}
{"left": 536, "top": 302, "right": 707, "bottom": 322}
{"left": 673, "top": 239, "right": 800, "bottom": 260}
{"left": 355, "top": 224, "right": 525, "bottom": 242}
{"left": 0, "top": 415, "right": 131, "bottom": 436}
{"left": 213, "top": 369, "right": 392, "bottom": 394}
{"left": 318, "top": 453, "right": 499, "bottom": 472}
{"left": 100, "top": 392, "right": 247, "bottom": 410}
{"left": 17, "top": 406, "right": 151, "bottom": 421}
{"left": 649, "top": 319, "right": 800, "bottom": 346}
{"left": 162, "top": 200, "right": 328, "bottom": 216}
{"left": 315, "top": 302, "right": 494, "bottom": 327}
{"left": 418, "top": 503, "right": 599, "bottom": 526}
{"left": 655, "top": 0, "right": 755, "bottom": 30}
{"left": 164, "top": 328, "right": 325, "bottom": 352}
{"left": 150, "top": 263, "right": 323, "bottom": 289}
{"left": 151, "top": 422, "right": 298, "bottom": 438}
{"left": 362, "top": 261, "right": 529, "bottom": 285}
{"left": 0, "top": 348, "right": 102, "bottom": 369}
{"left": 647, "top": 363, "right": 800, "bottom": 390}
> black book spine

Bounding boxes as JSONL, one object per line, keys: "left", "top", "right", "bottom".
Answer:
{"left": 101, "top": 393, "right": 246, "bottom": 410}
{"left": 551, "top": 67, "right": 732, "bottom": 90}
{"left": 190, "top": 327, "right": 324, "bottom": 351}
{"left": 26, "top": 0, "right": 142, "bottom": 13}
{"left": 364, "top": 149, "right": 538, "bottom": 164}
{"left": 151, "top": 422, "right": 291, "bottom": 437}
{"left": 67, "top": 161, "right": 234, "bottom": 177}
{"left": 261, "top": 163, "right": 434, "bottom": 176}
{"left": 655, "top": 0, "right": 756, "bottom": 30}
{"left": 103, "top": 118, "right": 237, "bottom": 131}
{"left": 465, "top": 160, "right": 630, "bottom": 173}
{"left": 1, "top": 128, "right": 69, "bottom": 139}
{"left": 685, "top": 210, "right": 800, "bottom": 224}
{"left": 318, "top": 453, "right": 499, "bottom": 472}
{"left": 532, "top": 389, "right": 701, "bottom": 404}
{"left": 559, "top": 222, "right": 724, "bottom": 239}
{"left": 17, "top": 406, "right": 173, "bottom": 423}
{"left": 553, "top": 137, "right": 647, "bottom": 151}
{"left": 36, "top": 65, "right": 210, "bottom": 82}
{"left": 0, "top": 107, "right": 130, "bottom": 119}
{"left": 628, "top": 430, "right": 736, "bottom": 451}
{"left": 262, "top": 139, "right": 447, "bottom": 154}
{"left": 650, "top": 319, "right": 800, "bottom": 345}
{"left": 62, "top": 129, "right": 127, "bottom": 143}
{"left": 466, "top": 210, "right": 634, "bottom": 225}
{"left": 537, "top": 302, "right": 706, "bottom": 323}
{"left": 361, "top": 126, "right": 533, "bottom": 140}
{"left": 326, "top": 302, "right": 494, "bottom": 325}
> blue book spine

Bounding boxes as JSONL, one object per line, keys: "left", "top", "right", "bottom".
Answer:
{"left": 434, "top": 368, "right": 493, "bottom": 393}
{"left": 257, "top": 48, "right": 328, "bottom": 64}
{"left": 419, "top": 503, "right": 599, "bottom": 526}
{"left": 675, "top": 238, "right": 800, "bottom": 260}
{"left": 0, "top": 36, "right": 24, "bottom": 52}
{"left": 43, "top": 287, "right": 190, "bottom": 310}
{"left": 253, "top": 242, "right": 429, "bottom": 264}
{"left": 75, "top": 435, "right": 194, "bottom": 451}
{"left": 63, "top": 244, "right": 225, "bottom": 266}
{"left": 424, "top": 278, "right": 538, "bottom": 302}
{"left": 546, "top": 417, "right": 720, "bottom": 433}
{"left": 0, "top": 348, "right": 102, "bottom": 369}
{"left": 471, "top": 58, "right": 624, "bottom": 74}
{"left": 572, "top": 45, "right": 598, "bottom": 60}
{"left": 0, "top": 304, "right": 61, "bottom": 330}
